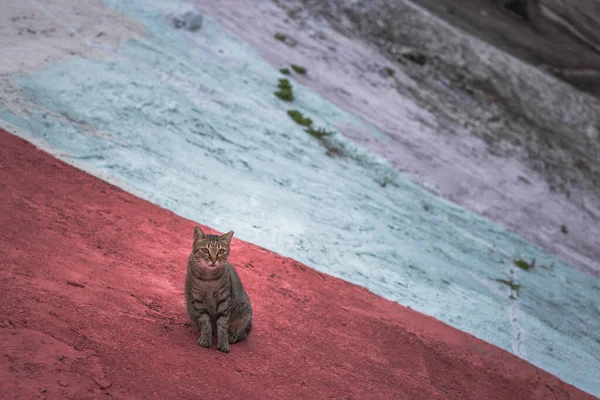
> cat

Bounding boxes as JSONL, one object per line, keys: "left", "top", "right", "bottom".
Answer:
{"left": 184, "top": 226, "right": 253, "bottom": 353}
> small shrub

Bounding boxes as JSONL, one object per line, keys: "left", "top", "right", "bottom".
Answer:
{"left": 291, "top": 64, "right": 307, "bottom": 75}
{"left": 304, "top": 126, "right": 345, "bottom": 157}
{"left": 305, "top": 126, "right": 333, "bottom": 139}
{"left": 287, "top": 110, "right": 313, "bottom": 127}
{"left": 274, "top": 33, "right": 297, "bottom": 47}
{"left": 384, "top": 67, "right": 395, "bottom": 76}
{"left": 280, "top": 68, "right": 291, "bottom": 75}
{"left": 274, "top": 78, "right": 294, "bottom": 102}
{"left": 514, "top": 258, "right": 535, "bottom": 271}
{"left": 423, "top": 203, "right": 431, "bottom": 212}
{"left": 277, "top": 78, "right": 292, "bottom": 89}
{"left": 561, "top": 225, "right": 568, "bottom": 234}
{"left": 492, "top": 278, "right": 521, "bottom": 298}
{"left": 275, "top": 89, "right": 294, "bottom": 101}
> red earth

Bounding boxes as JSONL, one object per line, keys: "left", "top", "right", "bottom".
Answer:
{"left": 0, "top": 128, "right": 594, "bottom": 400}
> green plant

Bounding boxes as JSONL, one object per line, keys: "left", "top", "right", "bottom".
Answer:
{"left": 277, "top": 78, "right": 292, "bottom": 89}
{"left": 274, "top": 78, "right": 294, "bottom": 102}
{"left": 384, "top": 67, "right": 395, "bottom": 76}
{"left": 273, "top": 33, "right": 297, "bottom": 47}
{"left": 274, "top": 89, "right": 294, "bottom": 101}
{"left": 304, "top": 126, "right": 345, "bottom": 157}
{"left": 376, "top": 177, "right": 393, "bottom": 188}
{"left": 291, "top": 64, "right": 307, "bottom": 75}
{"left": 492, "top": 278, "right": 521, "bottom": 298}
{"left": 514, "top": 258, "right": 535, "bottom": 271}
{"left": 280, "top": 68, "right": 291, "bottom": 75}
{"left": 305, "top": 126, "right": 333, "bottom": 139}
{"left": 423, "top": 203, "right": 431, "bottom": 212}
{"left": 561, "top": 225, "right": 568, "bottom": 234}
{"left": 287, "top": 110, "right": 313, "bottom": 127}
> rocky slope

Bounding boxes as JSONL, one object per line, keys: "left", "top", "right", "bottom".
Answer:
{"left": 2, "top": 129, "right": 594, "bottom": 399}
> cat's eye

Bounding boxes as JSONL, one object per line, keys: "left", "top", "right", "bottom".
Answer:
{"left": 202, "top": 248, "right": 209, "bottom": 253}
{"left": 218, "top": 249, "right": 225, "bottom": 254}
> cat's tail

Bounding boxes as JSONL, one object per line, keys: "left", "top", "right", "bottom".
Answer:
{"left": 229, "top": 317, "right": 252, "bottom": 344}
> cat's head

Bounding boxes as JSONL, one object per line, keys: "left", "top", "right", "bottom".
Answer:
{"left": 192, "top": 226, "right": 234, "bottom": 268}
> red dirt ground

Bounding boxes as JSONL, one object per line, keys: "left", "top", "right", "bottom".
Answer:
{"left": 0, "top": 127, "right": 594, "bottom": 400}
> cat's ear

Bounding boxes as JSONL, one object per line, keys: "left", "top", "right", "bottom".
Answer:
{"left": 220, "top": 231, "right": 234, "bottom": 244}
{"left": 193, "top": 226, "right": 205, "bottom": 242}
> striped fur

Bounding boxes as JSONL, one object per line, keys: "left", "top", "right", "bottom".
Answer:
{"left": 185, "top": 227, "right": 253, "bottom": 352}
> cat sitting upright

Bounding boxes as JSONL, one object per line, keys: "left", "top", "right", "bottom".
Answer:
{"left": 185, "top": 227, "right": 253, "bottom": 352}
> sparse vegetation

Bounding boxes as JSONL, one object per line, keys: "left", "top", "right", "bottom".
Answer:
{"left": 273, "top": 33, "right": 297, "bottom": 47}
{"left": 423, "top": 203, "right": 431, "bottom": 212}
{"left": 384, "top": 67, "right": 395, "bottom": 76}
{"left": 514, "top": 258, "right": 535, "bottom": 271}
{"left": 272, "top": 73, "right": 345, "bottom": 158}
{"left": 492, "top": 278, "right": 521, "bottom": 298}
{"left": 274, "top": 78, "right": 294, "bottom": 102}
{"left": 287, "top": 110, "right": 313, "bottom": 127}
{"left": 305, "top": 126, "right": 346, "bottom": 157}
{"left": 561, "top": 225, "right": 569, "bottom": 234}
{"left": 324, "top": 145, "right": 345, "bottom": 158}
{"left": 494, "top": 278, "right": 521, "bottom": 290}
{"left": 274, "top": 89, "right": 294, "bottom": 102}
{"left": 376, "top": 177, "right": 393, "bottom": 188}
{"left": 278, "top": 78, "right": 292, "bottom": 89}
{"left": 305, "top": 126, "right": 333, "bottom": 139}
{"left": 291, "top": 64, "right": 308, "bottom": 75}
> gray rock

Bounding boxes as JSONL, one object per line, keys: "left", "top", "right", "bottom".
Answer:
{"left": 168, "top": 10, "right": 203, "bottom": 32}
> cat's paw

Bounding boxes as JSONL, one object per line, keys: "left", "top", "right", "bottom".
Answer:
{"left": 228, "top": 333, "right": 239, "bottom": 344}
{"left": 198, "top": 336, "right": 212, "bottom": 348}
{"left": 216, "top": 341, "right": 230, "bottom": 353}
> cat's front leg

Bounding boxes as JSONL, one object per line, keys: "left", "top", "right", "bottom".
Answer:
{"left": 195, "top": 306, "right": 212, "bottom": 348}
{"left": 215, "top": 298, "right": 231, "bottom": 353}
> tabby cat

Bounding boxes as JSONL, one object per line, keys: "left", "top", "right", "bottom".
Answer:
{"left": 184, "top": 227, "right": 253, "bottom": 352}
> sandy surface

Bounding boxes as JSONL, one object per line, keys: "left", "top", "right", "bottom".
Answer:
{"left": 0, "top": 0, "right": 143, "bottom": 120}
{"left": 0, "top": 127, "right": 595, "bottom": 400}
